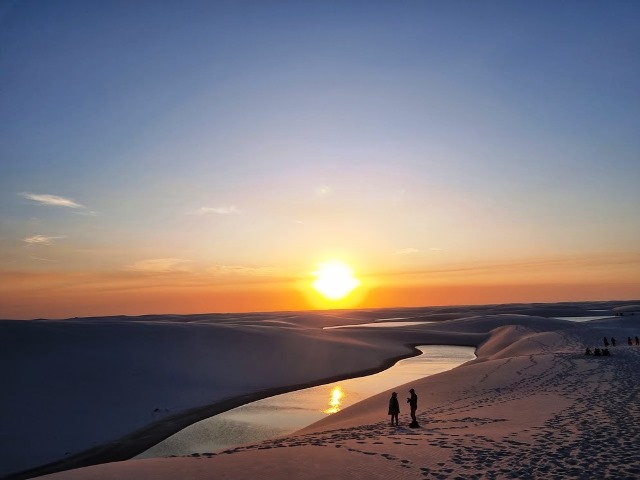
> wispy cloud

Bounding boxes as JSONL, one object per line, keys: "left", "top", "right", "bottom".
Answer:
{"left": 393, "top": 248, "right": 420, "bottom": 255}
{"left": 24, "top": 235, "right": 64, "bottom": 246}
{"left": 190, "top": 205, "right": 241, "bottom": 215}
{"left": 20, "top": 192, "right": 98, "bottom": 215}
{"left": 126, "top": 258, "right": 193, "bottom": 274}
{"left": 20, "top": 192, "right": 85, "bottom": 209}
{"left": 381, "top": 253, "right": 640, "bottom": 279}
{"left": 209, "top": 265, "right": 281, "bottom": 277}
{"left": 29, "top": 255, "right": 57, "bottom": 262}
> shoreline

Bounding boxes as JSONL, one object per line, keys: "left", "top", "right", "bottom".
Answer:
{"left": 8, "top": 343, "right": 466, "bottom": 480}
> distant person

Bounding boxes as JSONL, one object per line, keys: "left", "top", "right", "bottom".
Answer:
{"left": 407, "top": 388, "right": 419, "bottom": 427}
{"left": 611, "top": 337, "right": 616, "bottom": 347}
{"left": 594, "top": 348, "right": 602, "bottom": 356}
{"left": 629, "top": 337, "right": 633, "bottom": 346}
{"left": 603, "top": 348, "right": 611, "bottom": 356}
{"left": 388, "top": 392, "right": 400, "bottom": 426}
{"left": 635, "top": 336, "right": 639, "bottom": 346}
{"left": 603, "top": 337, "right": 609, "bottom": 348}
{"left": 585, "top": 347, "right": 592, "bottom": 355}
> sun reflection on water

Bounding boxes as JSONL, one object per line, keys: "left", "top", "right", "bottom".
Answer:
{"left": 323, "top": 386, "right": 344, "bottom": 414}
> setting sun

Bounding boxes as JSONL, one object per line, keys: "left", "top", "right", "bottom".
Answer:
{"left": 312, "top": 260, "right": 361, "bottom": 301}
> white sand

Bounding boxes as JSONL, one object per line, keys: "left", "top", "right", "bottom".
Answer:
{"left": 4, "top": 302, "right": 640, "bottom": 479}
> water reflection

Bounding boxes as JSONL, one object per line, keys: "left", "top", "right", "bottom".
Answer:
{"left": 137, "top": 345, "right": 475, "bottom": 459}
{"left": 323, "top": 386, "right": 344, "bottom": 414}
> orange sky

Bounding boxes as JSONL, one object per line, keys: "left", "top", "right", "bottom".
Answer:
{"left": 2, "top": 3, "right": 639, "bottom": 320}
{"left": 1, "top": 253, "right": 638, "bottom": 319}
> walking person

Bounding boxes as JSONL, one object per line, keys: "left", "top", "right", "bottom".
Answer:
{"left": 407, "top": 388, "right": 419, "bottom": 428}
{"left": 388, "top": 392, "right": 400, "bottom": 426}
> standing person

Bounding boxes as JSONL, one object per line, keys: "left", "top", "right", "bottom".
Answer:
{"left": 629, "top": 337, "right": 633, "bottom": 346}
{"left": 603, "top": 337, "right": 609, "bottom": 348}
{"left": 407, "top": 388, "right": 419, "bottom": 427}
{"left": 635, "top": 336, "right": 639, "bottom": 346}
{"left": 611, "top": 337, "right": 616, "bottom": 347}
{"left": 388, "top": 392, "right": 400, "bottom": 426}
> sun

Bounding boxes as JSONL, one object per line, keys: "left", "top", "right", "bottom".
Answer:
{"left": 312, "top": 260, "right": 361, "bottom": 301}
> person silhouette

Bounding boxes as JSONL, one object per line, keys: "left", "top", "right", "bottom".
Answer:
{"left": 407, "top": 388, "right": 419, "bottom": 427}
{"left": 388, "top": 392, "right": 400, "bottom": 426}
{"left": 603, "top": 337, "right": 609, "bottom": 348}
{"left": 594, "top": 348, "right": 602, "bottom": 356}
{"left": 611, "top": 337, "right": 616, "bottom": 347}
{"left": 629, "top": 337, "right": 633, "bottom": 346}
{"left": 635, "top": 336, "right": 639, "bottom": 346}
{"left": 585, "top": 347, "right": 592, "bottom": 355}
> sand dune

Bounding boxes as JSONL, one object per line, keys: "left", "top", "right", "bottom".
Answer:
{"left": 3, "top": 301, "right": 640, "bottom": 479}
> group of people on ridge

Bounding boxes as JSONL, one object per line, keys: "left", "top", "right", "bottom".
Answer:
{"left": 585, "top": 335, "right": 640, "bottom": 356}
{"left": 388, "top": 388, "right": 419, "bottom": 428}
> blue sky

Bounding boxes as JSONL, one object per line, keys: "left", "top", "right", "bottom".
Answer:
{"left": 1, "top": 1, "right": 639, "bottom": 317}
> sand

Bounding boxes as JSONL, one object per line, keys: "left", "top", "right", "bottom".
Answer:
{"left": 3, "top": 301, "right": 640, "bottom": 479}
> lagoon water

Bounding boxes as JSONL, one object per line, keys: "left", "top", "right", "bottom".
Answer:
{"left": 554, "top": 316, "right": 614, "bottom": 322}
{"left": 324, "top": 320, "right": 433, "bottom": 329}
{"left": 138, "top": 345, "right": 475, "bottom": 458}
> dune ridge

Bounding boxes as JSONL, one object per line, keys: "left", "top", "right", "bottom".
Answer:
{"left": 3, "top": 301, "right": 640, "bottom": 479}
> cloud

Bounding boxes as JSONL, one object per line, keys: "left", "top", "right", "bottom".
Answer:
{"left": 20, "top": 192, "right": 86, "bottom": 209}
{"left": 209, "top": 265, "right": 281, "bottom": 277}
{"left": 190, "top": 205, "right": 240, "bottom": 215}
{"left": 29, "top": 255, "right": 57, "bottom": 262}
{"left": 386, "top": 253, "right": 640, "bottom": 279}
{"left": 126, "top": 258, "right": 193, "bottom": 274}
{"left": 24, "top": 235, "right": 64, "bottom": 246}
{"left": 393, "top": 248, "right": 420, "bottom": 255}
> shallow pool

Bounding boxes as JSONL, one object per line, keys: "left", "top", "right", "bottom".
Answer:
{"left": 137, "top": 345, "right": 475, "bottom": 458}
{"left": 324, "top": 320, "right": 433, "bottom": 329}
{"left": 554, "top": 316, "right": 614, "bottom": 322}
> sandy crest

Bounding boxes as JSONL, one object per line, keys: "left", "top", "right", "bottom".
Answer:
{"left": 1, "top": 314, "right": 436, "bottom": 477}
{"left": 35, "top": 316, "right": 640, "bottom": 479}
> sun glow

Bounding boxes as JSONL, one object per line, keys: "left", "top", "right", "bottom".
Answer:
{"left": 323, "top": 386, "right": 345, "bottom": 414}
{"left": 312, "top": 260, "right": 361, "bottom": 301}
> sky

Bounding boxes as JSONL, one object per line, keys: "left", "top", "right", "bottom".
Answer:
{"left": 1, "top": 1, "right": 639, "bottom": 319}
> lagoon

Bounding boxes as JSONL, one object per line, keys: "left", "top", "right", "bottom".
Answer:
{"left": 137, "top": 345, "right": 475, "bottom": 458}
